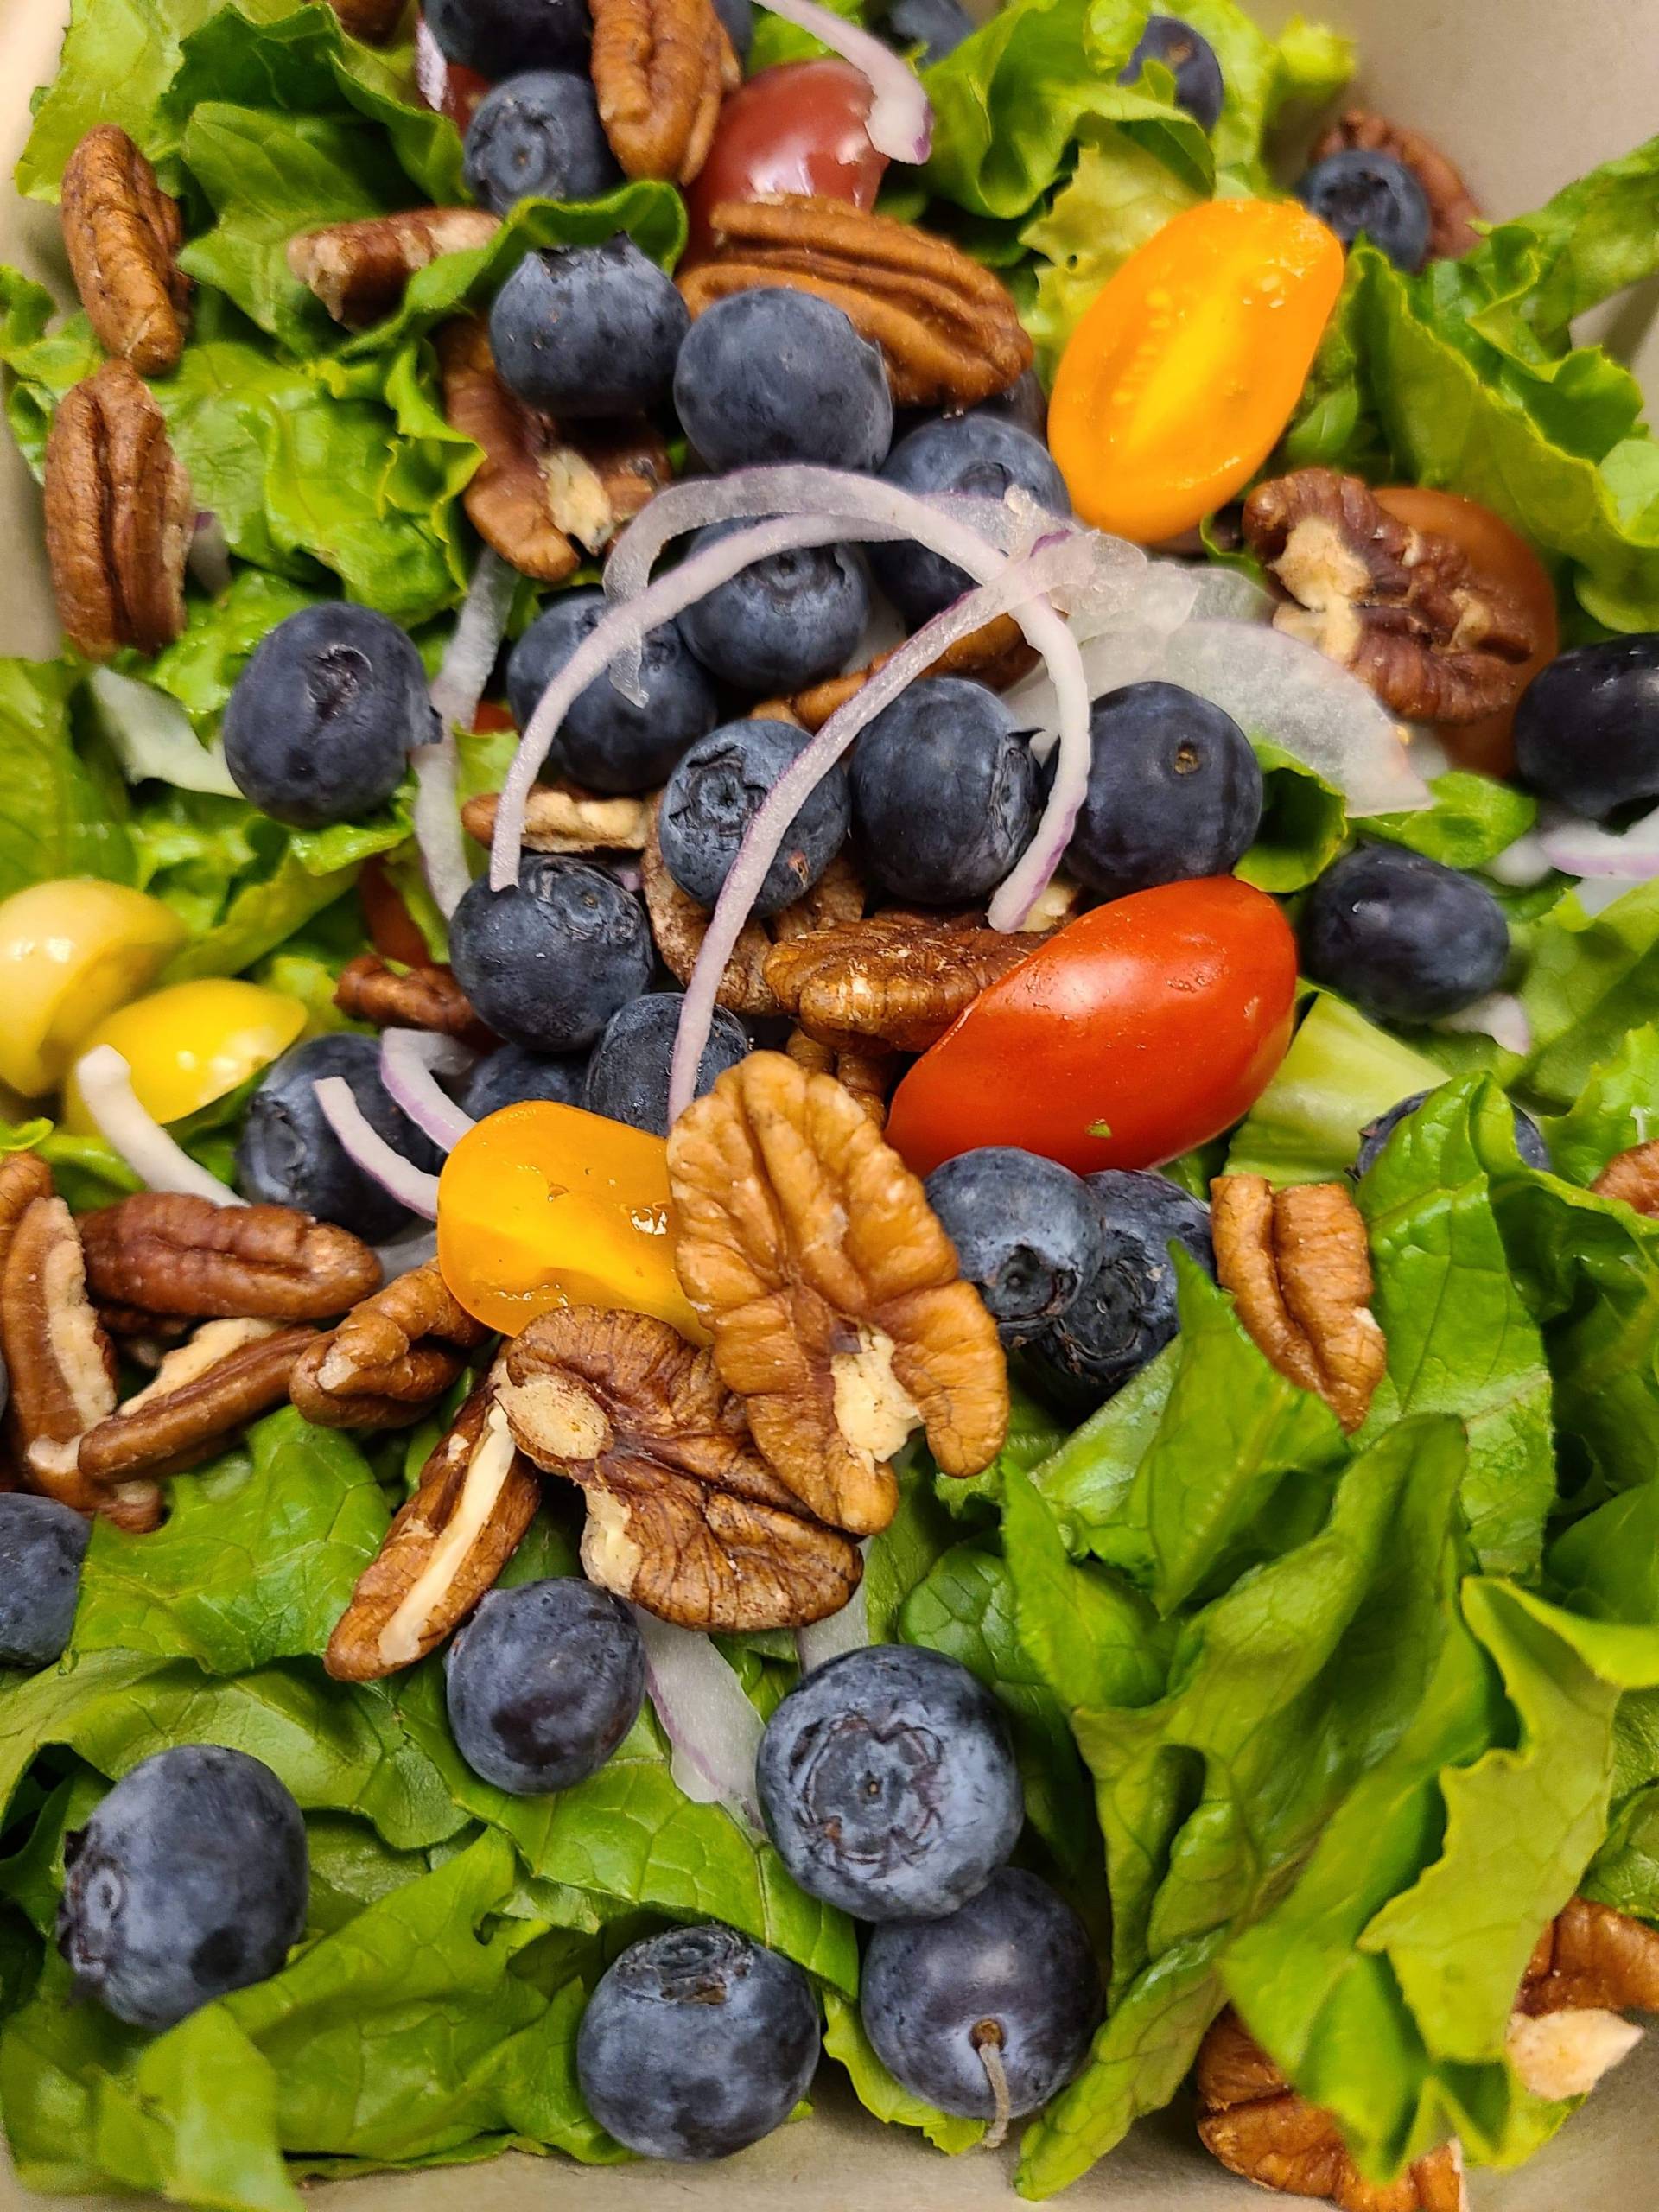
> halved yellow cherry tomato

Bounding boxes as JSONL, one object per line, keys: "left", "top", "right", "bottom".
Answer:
{"left": 62, "top": 979, "right": 307, "bottom": 1135}
{"left": 438, "top": 1099, "right": 706, "bottom": 1341}
{"left": 0, "top": 880, "right": 187, "bottom": 1099}
{"left": 1049, "top": 198, "right": 1345, "bottom": 544}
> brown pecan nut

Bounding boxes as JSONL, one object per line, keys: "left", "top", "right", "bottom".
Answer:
{"left": 80, "top": 1193, "right": 383, "bottom": 1323}
{"left": 1198, "top": 2010, "right": 1467, "bottom": 2212}
{"left": 785, "top": 613, "right": 1040, "bottom": 733}
{"left": 1312, "top": 111, "right": 1482, "bottom": 263}
{"left": 1517, "top": 1896, "right": 1659, "bottom": 2018}
{"left": 668, "top": 1052, "right": 1008, "bottom": 1534}
{"left": 78, "top": 1319, "right": 316, "bottom": 1482}
{"left": 1241, "top": 467, "right": 1539, "bottom": 727}
{"left": 291, "top": 1260, "right": 489, "bottom": 1431}
{"left": 682, "top": 198, "right": 1034, "bottom": 410}
{"left": 765, "top": 912, "right": 1044, "bottom": 1056}
{"left": 1591, "top": 1141, "right": 1659, "bottom": 1213}
{"left": 785, "top": 1031, "right": 893, "bottom": 1129}
{"left": 590, "top": 0, "right": 738, "bottom": 185}
{"left": 1211, "top": 1175, "right": 1386, "bottom": 1433}
{"left": 44, "top": 359, "right": 192, "bottom": 663}
{"left": 326, "top": 0, "right": 416, "bottom": 44}
{"left": 60, "top": 126, "right": 189, "bottom": 374}
{"left": 325, "top": 1384, "right": 541, "bottom": 1680}
{"left": 462, "top": 782, "right": 654, "bottom": 856}
{"left": 498, "top": 1306, "right": 863, "bottom": 1629}
{"left": 289, "top": 208, "right": 500, "bottom": 328}
{"left": 334, "top": 951, "right": 486, "bottom": 1040}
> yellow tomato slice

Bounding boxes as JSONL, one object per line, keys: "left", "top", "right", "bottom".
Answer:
{"left": 0, "top": 880, "right": 187, "bottom": 1098}
{"left": 62, "top": 979, "right": 308, "bottom": 1135}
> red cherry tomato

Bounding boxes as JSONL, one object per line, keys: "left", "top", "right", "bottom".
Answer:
{"left": 886, "top": 880, "right": 1299, "bottom": 1178}
{"left": 685, "top": 60, "right": 887, "bottom": 259}
{"left": 358, "top": 858, "right": 432, "bottom": 970}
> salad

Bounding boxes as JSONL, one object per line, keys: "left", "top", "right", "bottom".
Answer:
{"left": 0, "top": 0, "right": 1658, "bottom": 2204}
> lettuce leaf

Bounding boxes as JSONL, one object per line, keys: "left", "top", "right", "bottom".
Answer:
{"left": 822, "top": 1992, "right": 984, "bottom": 2154}
{"left": 0, "top": 658, "right": 136, "bottom": 900}
{"left": 1521, "top": 882, "right": 1659, "bottom": 1110}
{"left": 1225, "top": 992, "right": 1446, "bottom": 1185}
{"left": 1366, "top": 770, "right": 1537, "bottom": 872}
{"left": 1542, "top": 1022, "right": 1659, "bottom": 1183}
{"left": 1234, "top": 740, "right": 1348, "bottom": 893}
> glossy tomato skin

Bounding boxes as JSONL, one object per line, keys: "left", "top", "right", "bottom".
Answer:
{"left": 886, "top": 879, "right": 1298, "bottom": 1178}
{"left": 684, "top": 60, "right": 887, "bottom": 257}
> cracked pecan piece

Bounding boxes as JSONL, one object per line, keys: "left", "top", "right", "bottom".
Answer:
{"left": 44, "top": 359, "right": 192, "bottom": 663}
{"left": 785, "top": 1030, "right": 893, "bottom": 1129}
{"left": 785, "top": 613, "right": 1039, "bottom": 733}
{"left": 462, "top": 782, "right": 654, "bottom": 856}
{"left": 289, "top": 207, "right": 500, "bottom": 327}
{"left": 290, "top": 1261, "right": 490, "bottom": 1431}
{"left": 1242, "top": 467, "right": 1540, "bottom": 727}
{"left": 766, "top": 912, "right": 1045, "bottom": 1056}
{"left": 498, "top": 1306, "right": 863, "bottom": 1629}
{"left": 78, "top": 1319, "right": 316, "bottom": 1482}
{"left": 1591, "top": 1141, "right": 1659, "bottom": 1213}
{"left": 1517, "top": 1896, "right": 1659, "bottom": 2018}
{"left": 80, "top": 1193, "right": 382, "bottom": 1323}
{"left": 1211, "top": 1176, "right": 1386, "bottom": 1433}
{"left": 590, "top": 0, "right": 738, "bottom": 185}
{"left": 682, "top": 197, "right": 1034, "bottom": 409}
{"left": 1313, "top": 111, "right": 1482, "bottom": 263}
{"left": 334, "top": 951, "right": 486, "bottom": 1041}
{"left": 60, "top": 125, "right": 189, "bottom": 374}
{"left": 326, "top": 1384, "right": 541, "bottom": 1680}
{"left": 668, "top": 1052, "right": 1008, "bottom": 1533}
{"left": 1198, "top": 2010, "right": 1467, "bottom": 2212}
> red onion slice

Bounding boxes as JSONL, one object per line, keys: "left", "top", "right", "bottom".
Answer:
{"left": 633, "top": 1608, "right": 765, "bottom": 1831}
{"left": 379, "top": 1031, "right": 477, "bottom": 1154}
{"left": 755, "top": 0, "right": 932, "bottom": 160}
{"left": 794, "top": 1560, "right": 870, "bottom": 1674}
{"left": 414, "top": 15, "right": 448, "bottom": 109}
{"left": 417, "top": 550, "right": 518, "bottom": 920}
{"left": 1537, "top": 802, "right": 1659, "bottom": 880}
{"left": 1436, "top": 992, "right": 1533, "bottom": 1058}
{"left": 73, "top": 1046, "right": 246, "bottom": 1208}
{"left": 314, "top": 1076, "right": 441, "bottom": 1221}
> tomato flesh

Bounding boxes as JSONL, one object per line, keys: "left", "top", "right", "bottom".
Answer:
{"left": 886, "top": 879, "right": 1299, "bottom": 1178}
{"left": 684, "top": 60, "right": 887, "bottom": 258}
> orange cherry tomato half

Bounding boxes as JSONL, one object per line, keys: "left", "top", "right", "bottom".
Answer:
{"left": 1049, "top": 199, "right": 1345, "bottom": 546}
{"left": 886, "top": 879, "right": 1299, "bottom": 1179}
{"left": 684, "top": 60, "right": 887, "bottom": 259}
{"left": 1375, "top": 486, "right": 1560, "bottom": 778}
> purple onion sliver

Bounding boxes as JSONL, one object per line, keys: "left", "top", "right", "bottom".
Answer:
{"left": 73, "top": 1046, "right": 246, "bottom": 1207}
{"left": 314, "top": 1076, "right": 441, "bottom": 1221}
{"left": 379, "top": 1030, "right": 477, "bottom": 1154}
{"left": 753, "top": 0, "right": 933, "bottom": 160}
{"left": 1435, "top": 993, "right": 1534, "bottom": 1058}
{"left": 1537, "top": 799, "right": 1659, "bottom": 880}
{"left": 632, "top": 1607, "right": 766, "bottom": 1831}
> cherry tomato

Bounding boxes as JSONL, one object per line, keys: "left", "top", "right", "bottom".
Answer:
{"left": 886, "top": 879, "right": 1299, "bottom": 1178}
{"left": 1375, "top": 486, "right": 1560, "bottom": 778}
{"left": 684, "top": 60, "right": 887, "bottom": 259}
{"left": 415, "top": 16, "right": 491, "bottom": 131}
{"left": 62, "top": 980, "right": 306, "bottom": 1135}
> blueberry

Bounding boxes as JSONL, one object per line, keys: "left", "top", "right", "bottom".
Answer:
{"left": 490, "top": 241, "right": 689, "bottom": 419}
{"left": 583, "top": 993, "right": 748, "bottom": 1135}
{"left": 507, "top": 591, "right": 718, "bottom": 792}
{"left": 461, "top": 1041, "right": 588, "bottom": 1120}
{"left": 756, "top": 1644, "right": 1022, "bottom": 1921}
{"left": 1300, "top": 844, "right": 1510, "bottom": 1027}
{"left": 236, "top": 1033, "right": 444, "bottom": 1242}
{"left": 448, "top": 856, "right": 652, "bottom": 1052}
{"left": 658, "top": 719, "right": 851, "bottom": 919}
{"left": 1033, "top": 1171, "right": 1214, "bottom": 1408}
{"left": 463, "top": 72, "right": 620, "bottom": 214}
{"left": 925, "top": 1148, "right": 1103, "bottom": 1346}
{"left": 222, "top": 603, "right": 428, "bottom": 831}
{"left": 1118, "top": 14, "right": 1224, "bottom": 131}
{"left": 849, "top": 678, "right": 1038, "bottom": 906}
{"left": 860, "top": 1869, "right": 1099, "bottom": 2119}
{"left": 712, "top": 0, "right": 753, "bottom": 57}
{"left": 426, "top": 0, "right": 592, "bottom": 76}
{"left": 1065, "top": 681, "right": 1262, "bottom": 897}
{"left": 973, "top": 367, "right": 1048, "bottom": 442}
{"left": 578, "top": 1923, "right": 820, "bottom": 2160}
{"left": 445, "top": 1579, "right": 645, "bottom": 1796}
{"left": 677, "top": 522, "right": 871, "bottom": 696}
{"left": 673, "top": 289, "right": 893, "bottom": 474}
{"left": 1513, "top": 636, "right": 1659, "bottom": 819}
{"left": 885, "top": 0, "right": 972, "bottom": 61}
{"left": 0, "top": 1495, "right": 89, "bottom": 1670}
{"left": 871, "top": 416, "right": 1071, "bottom": 628}
{"left": 1355, "top": 1087, "right": 1551, "bottom": 1179}
{"left": 57, "top": 1747, "right": 308, "bottom": 2031}
{"left": 1296, "top": 149, "right": 1433, "bottom": 272}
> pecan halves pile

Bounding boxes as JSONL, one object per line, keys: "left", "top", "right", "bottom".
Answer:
{"left": 462, "top": 782, "right": 654, "bottom": 857}
{"left": 1313, "top": 111, "right": 1482, "bottom": 263}
{"left": 497, "top": 1306, "right": 863, "bottom": 1630}
{"left": 79, "top": 1319, "right": 317, "bottom": 1482}
{"left": 1197, "top": 2011, "right": 1468, "bottom": 2212}
{"left": 681, "top": 197, "right": 1034, "bottom": 409}
{"left": 60, "top": 126, "right": 190, "bottom": 374}
{"left": 668, "top": 1052, "right": 1008, "bottom": 1535}
{"left": 766, "top": 912, "right": 1045, "bottom": 1057}
{"left": 79, "top": 1193, "right": 382, "bottom": 1323}
{"left": 1242, "top": 467, "right": 1539, "bottom": 727}
{"left": 44, "top": 359, "right": 192, "bottom": 663}
{"left": 1211, "top": 1176, "right": 1386, "bottom": 1433}
{"left": 326, "top": 1384, "right": 541, "bottom": 1681}
{"left": 589, "top": 0, "right": 738, "bottom": 185}
{"left": 288, "top": 207, "right": 500, "bottom": 327}
{"left": 1591, "top": 1141, "right": 1659, "bottom": 1213}
{"left": 291, "top": 1260, "right": 489, "bottom": 1431}
{"left": 334, "top": 951, "right": 486, "bottom": 1041}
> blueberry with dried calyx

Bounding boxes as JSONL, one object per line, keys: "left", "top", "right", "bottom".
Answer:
{"left": 676, "top": 521, "right": 871, "bottom": 696}
{"left": 658, "top": 719, "right": 852, "bottom": 919}
{"left": 445, "top": 1579, "right": 645, "bottom": 1795}
{"left": 1065, "top": 681, "right": 1262, "bottom": 898}
{"left": 462, "top": 71, "right": 620, "bottom": 213}
{"left": 1032, "top": 1170, "right": 1215, "bottom": 1409}
{"left": 506, "top": 589, "right": 718, "bottom": 794}
{"left": 448, "top": 856, "right": 653, "bottom": 1053}
{"left": 584, "top": 993, "right": 748, "bottom": 1135}
{"left": 925, "top": 1147, "right": 1103, "bottom": 1345}
{"left": 1296, "top": 148, "right": 1433, "bottom": 271}
{"left": 490, "top": 241, "right": 688, "bottom": 418}
{"left": 673, "top": 289, "right": 893, "bottom": 474}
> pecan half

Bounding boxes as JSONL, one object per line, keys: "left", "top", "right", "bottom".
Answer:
{"left": 462, "top": 782, "right": 654, "bottom": 856}
{"left": 785, "top": 613, "right": 1039, "bottom": 733}
{"left": 288, "top": 208, "right": 500, "bottom": 328}
{"left": 1211, "top": 1176, "right": 1386, "bottom": 1433}
{"left": 590, "top": 0, "right": 739, "bottom": 185}
{"left": 80, "top": 1194, "right": 382, "bottom": 1322}
{"left": 1242, "top": 467, "right": 1539, "bottom": 727}
{"left": 44, "top": 359, "right": 191, "bottom": 663}
{"left": 1517, "top": 1896, "right": 1659, "bottom": 2018}
{"left": 497, "top": 1306, "right": 862, "bottom": 1629}
{"left": 326, "top": 0, "right": 416, "bottom": 44}
{"left": 334, "top": 951, "right": 485, "bottom": 1040}
{"left": 290, "top": 1260, "right": 489, "bottom": 1431}
{"left": 78, "top": 1319, "right": 315, "bottom": 1482}
{"left": 668, "top": 1052, "right": 1008, "bottom": 1533}
{"left": 1592, "top": 1141, "right": 1659, "bottom": 1213}
{"left": 1197, "top": 2010, "right": 1467, "bottom": 2212}
{"left": 60, "top": 126, "right": 189, "bottom": 374}
{"left": 682, "top": 198, "right": 1034, "bottom": 410}
{"left": 785, "top": 1030, "right": 893, "bottom": 1129}
{"left": 766, "top": 912, "right": 1044, "bottom": 1056}
{"left": 1312, "top": 111, "right": 1482, "bottom": 263}
{"left": 325, "top": 1384, "right": 541, "bottom": 1680}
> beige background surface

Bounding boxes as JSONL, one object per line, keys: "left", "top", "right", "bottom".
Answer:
{"left": 2, "top": 0, "right": 1658, "bottom": 2203}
